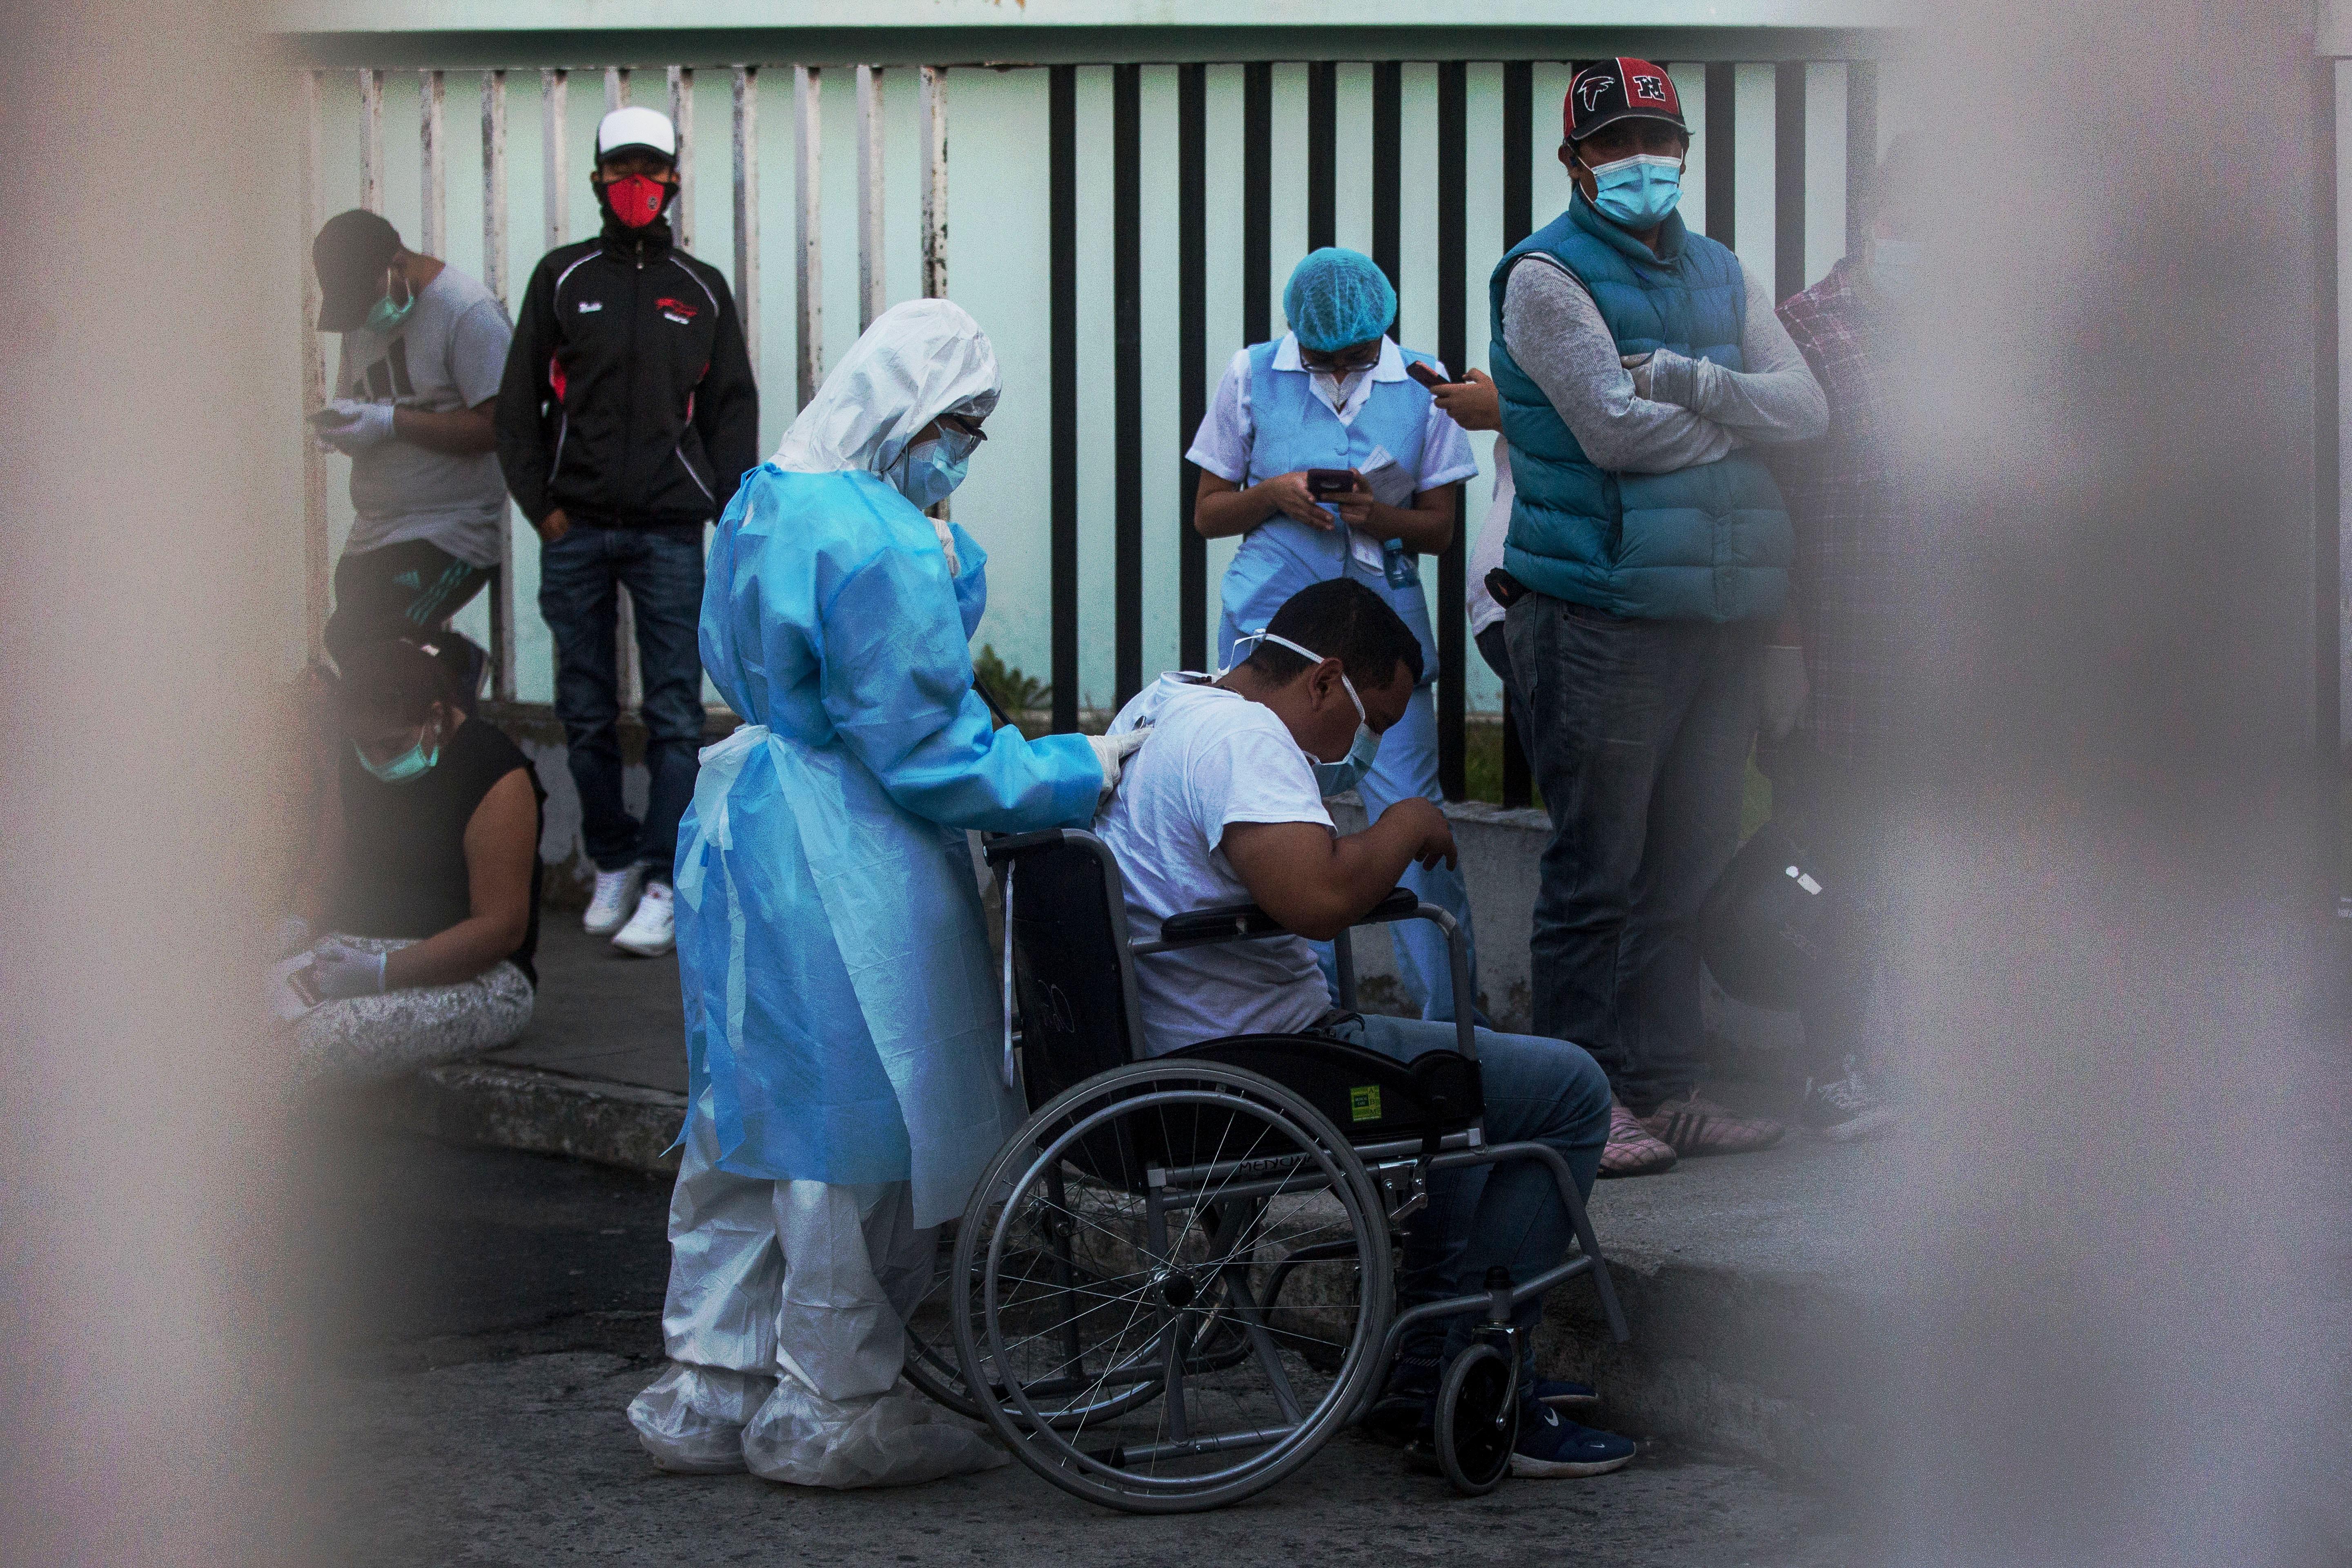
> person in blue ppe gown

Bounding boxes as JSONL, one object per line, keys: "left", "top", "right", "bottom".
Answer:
{"left": 1186, "top": 247, "right": 1486, "bottom": 1022}
{"left": 626, "top": 298, "right": 1145, "bottom": 1488}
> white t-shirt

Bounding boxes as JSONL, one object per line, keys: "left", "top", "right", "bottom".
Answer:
{"left": 1466, "top": 438, "right": 1516, "bottom": 636}
{"left": 1098, "top": 675, "right": 1335, "bottom": 1058}
{"left": 1186, "top": 334, "right": 1481, "bottom": 495}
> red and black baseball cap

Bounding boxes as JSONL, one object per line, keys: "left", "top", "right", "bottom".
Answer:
{"left": 1564, "top": 58, "right": 1687, "bottom": 145}
{"left": 312, "top": 208, "right": 404, "bottom": 332}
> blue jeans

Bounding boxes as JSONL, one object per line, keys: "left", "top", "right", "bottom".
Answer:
{"left": 1504, "top": 592, "right": 1760, "bottom": 1113}
{"left": 1323, "top": 1013, "right": 1610, "bottom": 1383}
{"left": 537, "top": 523, "right": 706, "bottom": 882}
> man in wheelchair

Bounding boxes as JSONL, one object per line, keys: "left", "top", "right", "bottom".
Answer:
{"left": 1097, "top": 577, "right": 1634, "bottom": 1479}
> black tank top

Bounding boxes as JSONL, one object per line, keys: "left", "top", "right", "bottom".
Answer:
{"left": 333, "top": 715, "right": 546, "bottom": 986}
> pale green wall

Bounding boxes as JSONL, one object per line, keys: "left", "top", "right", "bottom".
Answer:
{"left": 305, "top": 47, "right": 1913, "bottom": 713}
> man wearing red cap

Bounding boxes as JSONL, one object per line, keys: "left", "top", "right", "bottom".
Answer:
{"left": 1488, "top": 60, "right": 1827, "bottom": 1176}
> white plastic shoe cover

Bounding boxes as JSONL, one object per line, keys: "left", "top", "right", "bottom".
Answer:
{"left": 628, "top": 1363, "right": 777, "bottom": 1473}
{"left": 741, "top": 1375, "right": 1008, "bottom": 1489}
{"left": 739, "top": 1178, "right": 1006, "bottom": 1489}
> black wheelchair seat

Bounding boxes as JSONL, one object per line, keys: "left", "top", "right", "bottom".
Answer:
{"left": 1168, "top": 1031, "right": 1482, "bottom": 1145}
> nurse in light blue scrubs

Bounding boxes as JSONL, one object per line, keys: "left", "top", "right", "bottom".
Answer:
{"left": 1186, "top": 248, "right": 1485, "bottom": 1022}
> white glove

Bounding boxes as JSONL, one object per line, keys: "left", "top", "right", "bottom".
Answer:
{"left": 307, "top": 939, "right": 388, "bottom": 1000}
{"left": 1760, "top": 644, "right": 1809, "bottom": 744}
{"left": 1087, "top": 729, "right": 1148, "bottom": 802}
{"left": 320, "top": 397, "right": 397, "bottom": 453}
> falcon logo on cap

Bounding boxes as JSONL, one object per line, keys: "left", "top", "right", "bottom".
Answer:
{"left": 1577, "top": 74, "right": 1618, "bottom": 111}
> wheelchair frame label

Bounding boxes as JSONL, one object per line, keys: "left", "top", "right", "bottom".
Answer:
{"left": 1350, "top": 1085, "right": 1382, "bottom": 1122}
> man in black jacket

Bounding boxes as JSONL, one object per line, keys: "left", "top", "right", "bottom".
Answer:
{"left": 497, "top": 105, "right": 757, "bottom": 959}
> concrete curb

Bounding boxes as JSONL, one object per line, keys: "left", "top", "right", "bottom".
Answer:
{"left": 374, "top": 1062, "right": 686, "bottom": 1175}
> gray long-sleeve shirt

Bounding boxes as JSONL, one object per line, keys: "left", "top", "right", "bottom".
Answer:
{"left": 1500, "top": 254, "right": 1827, "bottom": 474}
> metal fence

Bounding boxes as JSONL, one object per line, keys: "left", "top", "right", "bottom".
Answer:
{"left": 295, "top": 54, "right": 1882, "bottom": 808}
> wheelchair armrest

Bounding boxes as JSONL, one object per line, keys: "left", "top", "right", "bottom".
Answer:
{"left": 1149, "top": 886, "right": 1421, "bottom": 951}
{"left": 1155, "top": 900, "right": 1289, "bottom": 947}
{"left": 1355, "top": 887, "right": 1422, "bottom": 925}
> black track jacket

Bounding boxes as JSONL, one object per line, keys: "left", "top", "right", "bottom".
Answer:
{"left": 495, "top": 216, "right": 758, "bottom": 530}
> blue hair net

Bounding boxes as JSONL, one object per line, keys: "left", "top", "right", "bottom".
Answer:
{"left": 1283, "top": 248, "right": 1396, "bottom": 353}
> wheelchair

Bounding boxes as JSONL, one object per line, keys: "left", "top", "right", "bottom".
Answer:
{"left": 898, "top": 827, "right": 1628, "bottom": 1514}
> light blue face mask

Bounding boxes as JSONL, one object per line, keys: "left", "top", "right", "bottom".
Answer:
{"left": 1869, "top": 237, "right": 1924, "bottom": 305}
{"left": 1231, "top": 630, "right": 1382, "bottom": 798}
{"left": 890, "top": 428, "right": 980, "bottom": 511}
{"left": 364, "top": 268, "right": 416, "bottom": 335}
{"left": 354, "top": 723, "right": 441, "bottom": 785}
{"left": 1587, "top": 154, "right": 1684, "bottom": 230}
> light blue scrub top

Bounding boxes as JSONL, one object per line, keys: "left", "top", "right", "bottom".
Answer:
{"left": 675, "top": 465, "right": 1102, "bottom": 1227}
{"left": 1217, "top": 338, "right": 1445, "bottom": 683}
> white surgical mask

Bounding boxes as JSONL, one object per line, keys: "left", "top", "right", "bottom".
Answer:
{"left": 1228, "top": 630, "right": 1381, "bottom": 797}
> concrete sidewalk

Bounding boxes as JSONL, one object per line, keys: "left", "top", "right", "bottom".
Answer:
{"left": 371, "top": 922, "right": 1906, "bottom": 1476}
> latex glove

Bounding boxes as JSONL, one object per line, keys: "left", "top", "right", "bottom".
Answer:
{"left": 320, "top": 398, "right": 396, "bottom": 453}
{"left": 1760, "top": 644, "right": 1809, "bottom": 744}
{"left": 307, "top": 939, "right": 388, "bottom": 1000}
{"left": 1088, "top": 729, "right": 1148, "bottom": 803}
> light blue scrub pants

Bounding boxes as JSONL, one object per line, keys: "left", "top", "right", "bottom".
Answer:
{"left": 1221, "top": 608, "right": 1482, "bottom": 1024}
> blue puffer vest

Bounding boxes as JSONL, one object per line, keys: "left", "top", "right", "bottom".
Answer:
{"left": 1488, "top": 194, "right": 1792, "bottom": 622}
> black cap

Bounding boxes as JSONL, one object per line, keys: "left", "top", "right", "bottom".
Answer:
{"left": 312, "top": 209, "right": 403, "bottom": 332}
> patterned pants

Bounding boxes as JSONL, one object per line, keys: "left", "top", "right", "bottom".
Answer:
{"left": 291, "top": 934, "right": 533, "bottom": 1089}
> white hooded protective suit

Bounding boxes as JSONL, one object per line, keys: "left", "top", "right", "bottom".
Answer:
{"left": 627, "top": 298, "right": 1100, "bottom": 1487}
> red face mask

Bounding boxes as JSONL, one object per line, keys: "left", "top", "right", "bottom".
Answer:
{"left": 603, "top": 173, "right": 670, "bottom": 229}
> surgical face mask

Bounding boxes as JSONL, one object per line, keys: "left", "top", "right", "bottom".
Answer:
{"left": 1231, "top": 630, "right": 1381, "bottom": 797}
{"left": 602, "top": 172, "right": 672, "bottom": 229}
{"left": 1310, "top": 367, "right": 1369, "bottom": 408}
{"left": 1586, "top": 153, "right": 1684, "bottom": 230}
{"left": 1869, "top": 237, "right": 1924, "bottom": 305}
{"left": 891, "top": 437, "right": 972, "bottom": 510}
{"left": 354, "top": 719, "right": 441, "bottom": 785}
{"left": 364, "top": 267, "right": 415, "bottom": 334}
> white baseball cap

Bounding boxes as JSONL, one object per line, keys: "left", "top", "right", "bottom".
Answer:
{"left": 597, "top": 106, "right": 677, "bottom": 162}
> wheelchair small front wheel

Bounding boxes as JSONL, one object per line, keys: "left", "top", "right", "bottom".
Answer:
{"left": 1435, "top": 1342, "right": 1518, "bottom": 1496}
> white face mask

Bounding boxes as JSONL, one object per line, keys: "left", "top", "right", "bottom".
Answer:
{"left": 1227, "top": 630, "right": 1381, "bottom": 797}
{"left": 1311, "top": 368, "right": 1368, "bottom": 408}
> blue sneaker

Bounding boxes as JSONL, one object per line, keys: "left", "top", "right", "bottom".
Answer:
{"left": 1531, "top": 1377, "right": 1600, "bottom": 1411}
{"left": 1510, "top": 1402, "right": 1636, "bottom": 1478}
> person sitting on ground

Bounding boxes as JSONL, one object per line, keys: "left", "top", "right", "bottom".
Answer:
{"left": 278, "top": 637, "right": 546, "bottom": 1088}
{"left": 1094, "top": 576, "right": 1633, "bottom": 1479}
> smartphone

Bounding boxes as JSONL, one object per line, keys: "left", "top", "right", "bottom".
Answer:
{"left": 1405, "top": 361, "right": 1450, "bottom": 391}
{"left": 285, "top": 962, "right": 326, "bottom": 1009}
{"left": 1305, "top": 468, "right": 1357, "bottom": 498}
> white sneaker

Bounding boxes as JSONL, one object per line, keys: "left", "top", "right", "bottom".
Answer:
{"left": 584, "top": 863, "right": 648, "bottom": 936}
{"left": 612, "top": 880, "right": 676, "bottom": 958}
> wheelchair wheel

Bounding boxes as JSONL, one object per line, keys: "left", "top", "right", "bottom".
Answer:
{"left": 903, "top": 1215, "right": 1169, "bottom": 1430}
{"left": 1434, "top": 1342, "right": 1518, "bottom": 1496}
{"left": 953, "top": 1060, "right": 1393, "bottom": 1514}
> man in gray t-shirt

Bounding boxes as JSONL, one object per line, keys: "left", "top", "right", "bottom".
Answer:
{"left": 311, "top": 209, "right": 513, "bottom": 689}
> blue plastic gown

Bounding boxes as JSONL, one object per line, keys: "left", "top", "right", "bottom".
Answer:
{"left": 673, "top": 465, "right": 1102, "bottom": 1228}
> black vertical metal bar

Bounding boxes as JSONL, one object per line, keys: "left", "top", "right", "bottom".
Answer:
{"left": 1049, "top": 65, "right": 1079, "bottom": 733}
{"left": 1307, "top": 60, "right": 1336, "bottom": 253}
{"left": 1502, "top": 62, "right": 1534, "bottom": 250}
{"left": 1501, "top": 60, "right": 1535, "bottom": 811}
{"left": 1372, "top": 61, "right": 1401, "bottom": 340}
{"left": 1436, "top": 60, "right": 1468, "bottom": 802}
{"left": 1243, "top": 62, "right": 1273, "bottom": 345}
{"left": 1774, "top": 62, "right": 1806, "bottom": 302}
{"left": 1704, "top": 61, "right": 1736, "bottom": 249}
{"left": 1844, "top": 59, "right": 1878, "bottom": 259}
{"left": 2317, "top": 62, "right": 2342, "bottom": 796}
{"left": 1178, "top": 63, "right": 1209, "bottom": 675}
{"left": 1113, "top": 65, "right": 1144, "bottom": 708}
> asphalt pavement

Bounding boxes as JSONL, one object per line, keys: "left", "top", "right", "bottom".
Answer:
{"left": 301, "top": 1126, "right": 1855, "bottom": 1568}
